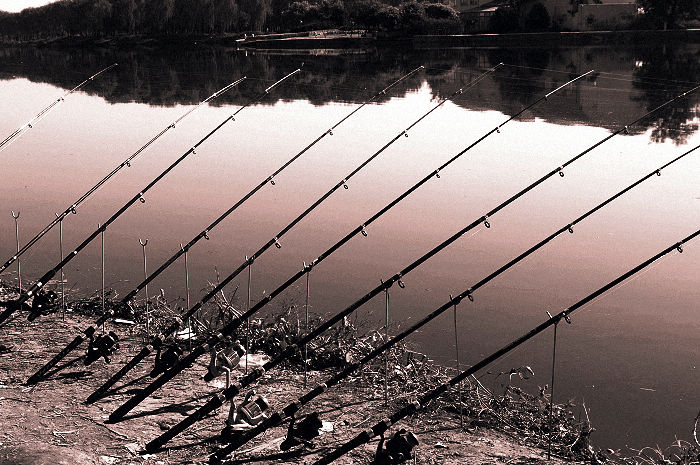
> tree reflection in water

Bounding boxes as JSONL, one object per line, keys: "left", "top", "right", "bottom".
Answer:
{"left": 0, "top": 43, "right": 697, "bottom": 144}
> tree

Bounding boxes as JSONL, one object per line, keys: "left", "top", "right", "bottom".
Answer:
{"left": 399, "top": 0, "right": 425, "bottom": 34}
{"left": 144, "top": 0, "right": 175, "bottom": 33}
{"left": 107, "top": 0, "right": 136, "bottom": 34}
{"left": 638, "top": 0, "right": 700, "bottom": 30}
{"left": 524, "top": 2, "right": 549, "bottom": 31}
{"left": 237, "top": 0, "right": 271, "bottom": 31}
{"left": 489, "top": 5, "right": 519, "bottom": 32}
{"left": 212, "top": 0, "right": 237, "bottom": 33}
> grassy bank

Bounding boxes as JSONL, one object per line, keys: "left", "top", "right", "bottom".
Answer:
{"left": 2, "top": 279, "right": 698, "bottom": 464}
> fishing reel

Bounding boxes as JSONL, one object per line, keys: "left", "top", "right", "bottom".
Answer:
{"left": 85, "top": 331, "right": 120, "bottom": 365}
{"left": 280, "top": 411, "right": 323, "bottom": 451}
{"left": 149, "top": 343, "right": 183, "bottom": 378}
{"left": 373, "top": 429, "right": 419, "bottom": 465}
{"left": 203, "top": 340, "right": 245, "bottom": 382}
{"left": 27, "top": 289, "right": 58, "bottom": 321}
{"left": 221, "top": 391, "right": 270, "bottom": 442}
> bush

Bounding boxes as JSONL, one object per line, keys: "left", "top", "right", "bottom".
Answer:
{"left": 424, "top": 2, "right": 458, "bottom": 20}
{"left": 524, "top": 2, "right": 550, "bottom": 31}
{"left": 489, "top": 6, "right": 519, "bottom": 33}
{"left": 350, "top": 0, "right": 400, "bottom": 30}
{"left": 399, "top": 0, "right": 425, "bottom": 34}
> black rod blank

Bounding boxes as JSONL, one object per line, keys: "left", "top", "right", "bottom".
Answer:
{"left": 150, "top": 115, "right": 698, "bottom": 453}
{"left": 0, "top": 70, "right": 305, "bottom": 329}
{"left": 18, "top": 71, "right": 307, "bottom": 382}
{"left": 120, "top": 65, "right": 425, "bottom": 306}
{"left": 313, "top": 227, "right": 700, "bottom": 464}
{"left": 209, "top": 139, "right": 700, "bottom": 460}
{"left": 107, "top": 74, "right": 486, "bottom": 422}
{"left": 110, "top": 79, "right": 698, "bottom": 424}
{"left": 0, "top": 64, "right": 117, "bottom": 153}
{"left": 145, "top": 67, "right": 592, "bottom": 452}
{"left": 0, "top": 79, "right": 240, "bottom": 276}
{"left": 85, "top": 66, "right": 425, "bottom": 404}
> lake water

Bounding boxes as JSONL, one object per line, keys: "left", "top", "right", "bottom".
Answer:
{"left": 0, "top": 42, "right": 698, "bottom": 452}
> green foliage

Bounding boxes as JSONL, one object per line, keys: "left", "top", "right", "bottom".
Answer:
{"left": 423, "top": 2, "right": 457, "bottom": 21}
{"left": 282, "top": 0, "right": 345, "bottom": 30}
{"left": 524, "top": 2, "right": 550, "bottom": 32}
{"left": 399, "top": 0, "right": 424, "bottom": 33}
{"left": 489, "top": 6, "right": 519, "bottom": 33}
{"left": 637, "top": 0, "right": 700, "bottom": 29}
{"left": 0, "top": 0, "right": 463, "bottom": 38}
{"left": 350, "top": 0, "right": 400, "bottom": 32}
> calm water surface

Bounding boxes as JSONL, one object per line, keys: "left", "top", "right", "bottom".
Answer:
{"left": 0, "top": 43, "right": 698, "bottom": 451}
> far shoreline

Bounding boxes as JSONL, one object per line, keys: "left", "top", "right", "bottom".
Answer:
{"left": 3, "top": 28, "right": 699, "bottom": 50}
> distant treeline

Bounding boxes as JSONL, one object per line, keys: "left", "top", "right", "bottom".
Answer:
{"left": 0, "top": 0, "right": 461, "bottom": 41}
{"left": 0, "top": 43, "right": 697, "bottom": 144}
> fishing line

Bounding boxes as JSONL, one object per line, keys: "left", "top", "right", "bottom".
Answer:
{"left": 0, "top": 79, "right": 242, "bottom": 276}
{"left": 311, "top": 228, "right": 700, "bottom": 465}
{"left": 572, "top": 252, "right": 672, "bottom": 322}
{"left": 78, "top": 67, "right": 426, "bottom": 403}
{"left": 143, "top": 70, "right": 594, "bottom": 451}
{"left": 0, "top": 63, "right": 118, "bottom": 154}
{"left": 203, "top": 85, "right": 698, "bottom": 457}
{"left": 502, "top": 63, "right": 700, "bottom": 88}
{"left": 0, "top": 70, "right": 299, "bottom": 329}
{"left": 106, "top": 65, "right": 504, "bottom": 422}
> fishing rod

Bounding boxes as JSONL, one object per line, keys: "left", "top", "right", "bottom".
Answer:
{"left": 1, "top": 70, "right": 299, "bottom": 331}
{"left": 83, "top": 66, "right": 425, "bottom": 403}
{"left": 118, "top": 73, "right": 698, "bottom": 426}
{"left": 0, "top": 64, "right": 118, "bottom": 154}
{"left": 313, "top": 227, "right": 700, "bottom": 464}
{"left": 209, "top": 139, "right": 700, "bottom": 459}
{"left": 111, "top": 79, "right": 698, "bottom": 424}
{"left": 18, "top": 71, "right": 306, "bottom": 384}
{"left": 107, "top": 69, "right": 495, "bottom": 422}
{"left": 0, "top": 80, "right": 241, "bottom": 277}
{"left": 143, "top": 68, "right": 592, "bottom": 451}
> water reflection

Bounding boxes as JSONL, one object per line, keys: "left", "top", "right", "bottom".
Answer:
{"left": 0, "top": 43, "right": 699, "bottom": 452}
{"left": 632, "top": 43, "right": 700, "bottom": 145}
{"left": 1, "top": 43, "right": 698, "bottom": 142}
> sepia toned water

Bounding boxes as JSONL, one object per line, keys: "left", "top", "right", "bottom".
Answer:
{"left": 0, "top": 43, "right": 698, "bottom": 451}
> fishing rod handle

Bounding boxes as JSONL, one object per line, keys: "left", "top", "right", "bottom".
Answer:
{"left": 146, "top": 65, "right": 590, "bottom": 449}
{"left": 146, "top": 384, "right": 237, "bottom": 453}
{"left": 323, "top": 229, "right": 700, "bottom": 463}
{"left": 125, "top": 68, "right": 438, "bottom": 372}
{"left": 26, "top": 335, "right": 85, "bottom": 385}
{"left": 213, "top": 412, "right": 285, "bottom": 459}
{"left": 314, "top": 431, "right": 372, "bottom": 465}
{"left": 0, "top": 302, "right": 20, "bottom": 325}
{"left": 108, "top": 343, "right": 208, "bottom": 422}
{"left": 149, "top": 349, "right": 284, "bottom": 450}
{"left": 87, "top": 322, "right": 181, "bottom": 399}
{"left": 150, "top": 335, "right": 305, "bottom": 448}
{"left": 86, "top": 346, "right": 152, "bottom": 404}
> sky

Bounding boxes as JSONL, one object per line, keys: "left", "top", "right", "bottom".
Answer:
{"left": 0, "top": 0, "right": 57, "bottom": 12}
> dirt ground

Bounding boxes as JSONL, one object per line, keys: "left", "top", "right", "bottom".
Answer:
{"left": 0, "top": 303, "right": 574, "bottom": 465}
